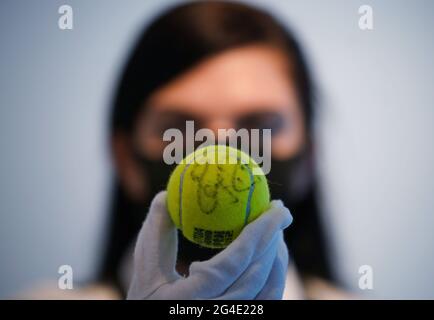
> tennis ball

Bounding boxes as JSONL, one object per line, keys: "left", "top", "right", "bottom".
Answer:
{"left": 166, "top": 145, "right": 270, "bottom": 249}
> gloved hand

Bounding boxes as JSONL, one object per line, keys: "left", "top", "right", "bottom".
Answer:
{"left": 127, "top": 191, "right": 292, "bottom": 300}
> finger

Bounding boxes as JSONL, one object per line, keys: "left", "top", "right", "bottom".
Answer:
{"left": 173, "top": 200, "right": 292, "bottom": 297}
{"left": 164, "top": 233, "right": 279, "bottom": 300}
{"left": 127, "top": 191, "right": 180, "bottom": 299}
{"left": 254, "top": 234, "right": 289, "bottom": 300}
{"left": 213, "top": 233, "right": 280, "bottom": 300}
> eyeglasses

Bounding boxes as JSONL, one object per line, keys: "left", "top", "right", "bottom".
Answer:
{"left": 141, "top": 109, "right": 289, "bottom": 137}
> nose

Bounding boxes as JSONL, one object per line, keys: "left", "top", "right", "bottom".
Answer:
{"left": 204, "top": 118, "right": 237, "bottom": 144}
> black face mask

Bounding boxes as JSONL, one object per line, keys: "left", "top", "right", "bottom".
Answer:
{"left": 267, "top": 152, "right": 313, "bottom": 206}
{"left": 133, "top": 147, "right": 313, "bottom": 268}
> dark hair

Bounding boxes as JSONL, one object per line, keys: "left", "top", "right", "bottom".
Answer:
{"left": 100, "top": 0, "right": 333, "bottom": 295}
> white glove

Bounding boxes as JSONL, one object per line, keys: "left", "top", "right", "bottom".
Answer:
{"left": 127, "top": 191, "right": 292, "bottom": 300}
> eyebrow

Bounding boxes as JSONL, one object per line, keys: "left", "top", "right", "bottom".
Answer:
{"left": 152, "top": 109, "right": 202, "bottom": 120}
{"left": 149, "top": 106, "right": 288, "bottom": 126}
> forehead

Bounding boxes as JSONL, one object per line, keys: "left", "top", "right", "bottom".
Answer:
{"left": 146, "top": 45, "right": 299, "bottom": 117}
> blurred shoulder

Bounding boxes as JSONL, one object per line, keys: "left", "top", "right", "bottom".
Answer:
{"left": 283, "top": 267, "right": 354, "bottom": 300}
{"left": 14, "top": 282, "right": 121, "bottom": 300}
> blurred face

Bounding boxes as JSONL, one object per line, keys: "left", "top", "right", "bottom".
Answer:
{"left": 115, "top": 45, "right": 306, "bottom": 199}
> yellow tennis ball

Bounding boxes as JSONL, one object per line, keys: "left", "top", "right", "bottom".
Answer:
{"left": 166, "top": 145, "right": 270, "bottom": 249}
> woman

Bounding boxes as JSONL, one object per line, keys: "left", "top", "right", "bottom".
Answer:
{"left": 99, "top": 1, "right": 344, "bottom": 299}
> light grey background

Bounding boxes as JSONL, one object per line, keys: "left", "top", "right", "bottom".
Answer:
{"left": 0, "top": 0, "right": 433, "bottom": 298}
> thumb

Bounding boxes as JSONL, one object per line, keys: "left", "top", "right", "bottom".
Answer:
{"left": 128, "top": 191, "right": 180, "bottom": 299}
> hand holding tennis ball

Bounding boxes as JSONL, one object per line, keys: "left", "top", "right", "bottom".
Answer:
{"left": 166, "top": 145, "right": 270, "bottom": 248}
